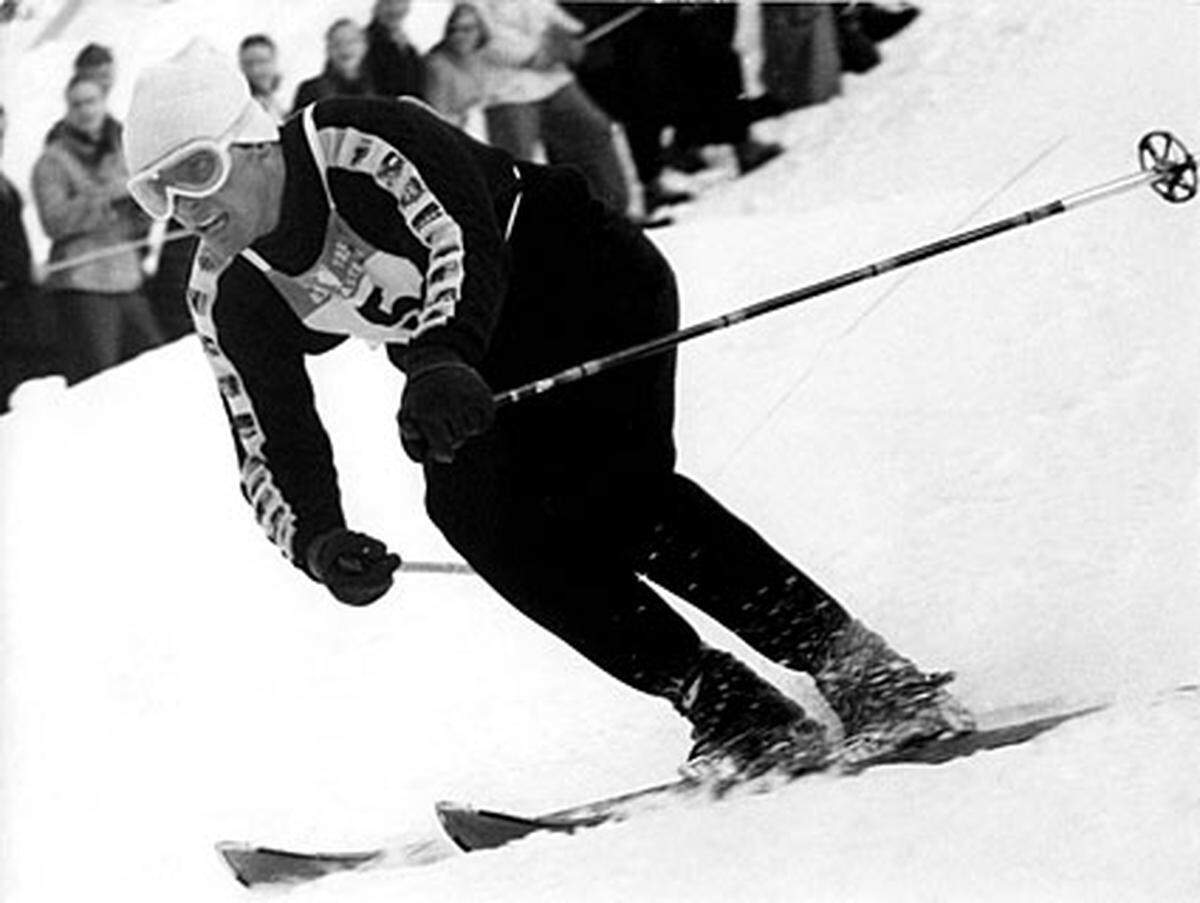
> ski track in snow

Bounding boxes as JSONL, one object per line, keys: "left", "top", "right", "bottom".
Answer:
{"left": 2, "top": 1, "right": 1199, "bottom": 901}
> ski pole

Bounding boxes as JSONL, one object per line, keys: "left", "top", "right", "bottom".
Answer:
{"left": 494, "top": 130, "right": 1196, "bottom": 408}
{"left": 582, "top": 7, "right": 645, "bottom": 45}
{"left": 41, "top": 227, "right": 191, "bottom": 275}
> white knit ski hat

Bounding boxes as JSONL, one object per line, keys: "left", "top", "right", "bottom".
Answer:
{"left": 124, "top": 38, "right": 279, "bottom": 175}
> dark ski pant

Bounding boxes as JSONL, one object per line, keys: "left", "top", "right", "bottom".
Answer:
{"left": 424, "top": 163, "right": 849, "bottom": 699}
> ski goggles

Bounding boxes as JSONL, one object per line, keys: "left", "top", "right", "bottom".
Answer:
{"left": 127, "top": 137, "right": 233, "bottom": 221}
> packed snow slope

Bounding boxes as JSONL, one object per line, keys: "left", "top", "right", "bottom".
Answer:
{"left": 2, "top": 1, "right": 1199, "bottom": 901}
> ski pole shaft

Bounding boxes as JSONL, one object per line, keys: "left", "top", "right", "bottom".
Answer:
{"left": 42, "top": 227, "right": 191, "bottom": 275}
{"left": 493, "top": 131, "right": 1195, "bottom": 409}
{"left": 582, "top": 8, "right": 645, "bottom": 45}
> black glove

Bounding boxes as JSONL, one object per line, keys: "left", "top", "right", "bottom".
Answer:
{"left": 306, "top": 528, "right": 402, "bottom": 607}
{"left": 398, "top": 348, "right": 495, "bottom": 464}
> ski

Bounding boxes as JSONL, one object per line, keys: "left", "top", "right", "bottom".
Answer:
{"left": 215, "top": 833, "right": 457, "bottom": 888}
{"left": 216, "top": 696, "right": 1114, "bottom": 888}
{"left": 435, "top": 699, "right": 1110, "bottom": 852}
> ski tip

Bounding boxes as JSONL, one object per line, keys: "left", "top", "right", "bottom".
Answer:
{"left": 214, "top": 839, "right": 383, "bottom": 888}
{"left": 214, "top": 841, "right": 259, "bottom": 888}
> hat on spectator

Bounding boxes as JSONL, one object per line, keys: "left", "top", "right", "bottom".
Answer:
{"left": 124, "top": 38, "right": 279, "bottom": 175}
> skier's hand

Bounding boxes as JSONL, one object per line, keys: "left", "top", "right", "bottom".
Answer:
{"left": 398, "top": 348, "right": 495, "bottom": 464}
{"left": 306, "top": 528, "right": 402, "bottom": 607}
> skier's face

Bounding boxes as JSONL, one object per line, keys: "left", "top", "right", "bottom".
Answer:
{"left": 173, "top": 144, "right": 282, "bottom": 264}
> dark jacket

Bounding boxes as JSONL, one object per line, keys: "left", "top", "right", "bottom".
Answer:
{"left": 183, "top": 97, "right": 516, "bottom": 567}
{"left": 363, "top": 20, "right": 426, "bottom": 98}
{"left": 1, "top": 171, "right": 59, "bottom": 403}
{"left": 0, "top": 170, "right": 32, "bottom": 290}
{"left": 561, "top": 4, "right": 685, "bottom": 123}
{"left": 291, "top": 65, "right": 377, "bottom": 113}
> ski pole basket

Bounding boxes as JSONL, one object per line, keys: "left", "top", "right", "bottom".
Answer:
{"left": 1139, "top": 130, "right": 1197, "bottom": 203}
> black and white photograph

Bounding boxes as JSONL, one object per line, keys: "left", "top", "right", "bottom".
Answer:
{"left": 1, "top": 1, "right": 1198, "bottom": 900}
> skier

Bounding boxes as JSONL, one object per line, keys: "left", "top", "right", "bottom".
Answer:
{"left": 124, "top": 41, "right": 973, "bottom": 777}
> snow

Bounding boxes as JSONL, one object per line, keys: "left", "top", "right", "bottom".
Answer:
{"left": 2, "top": 1, "right": 1199, "bottom": 901}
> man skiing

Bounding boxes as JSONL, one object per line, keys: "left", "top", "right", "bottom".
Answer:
{"left": 124, "top": 41, "right": 973, "bottom": 778}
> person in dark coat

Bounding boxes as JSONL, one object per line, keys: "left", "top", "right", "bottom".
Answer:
{"left": 1, "top": 103, "right": 59, "bottom": 409}
{"left": 363, "top": 0, "right": 425, "bottom": 99}
{"left": 562, "top": 3, "right": 693, "bottom": 215}
{"left": 668, "top": 4, "right": 783, "bottom": 176}
{"left": 123, "top": 42, "right": 974, "bottom": 778}
{"left": 292, "top": 18, "right": 377, "bottom": 112}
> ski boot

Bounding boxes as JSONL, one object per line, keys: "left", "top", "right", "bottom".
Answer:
{"left": 813, "top": 619, "right": 976, "bottom": 764}
{"left": 672, "top": 647, "right": 831, "bottom": 780}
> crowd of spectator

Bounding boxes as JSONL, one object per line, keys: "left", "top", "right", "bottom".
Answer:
{"left": 0, "top": 1, "right": 919, "bottom": 412}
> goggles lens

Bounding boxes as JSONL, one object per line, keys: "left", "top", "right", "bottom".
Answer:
{"left": 127, "top": 140, "right": 232, "bottom": 221}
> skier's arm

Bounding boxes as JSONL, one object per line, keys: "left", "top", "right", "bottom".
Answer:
{"left": 316, "top": 97, "right": 509, "bottom": 368}
{"left": 186, "top": 250, "right": 349, "bottom": 574}
{"left": 314, "top": 98, "right": 510, "bottom": 461}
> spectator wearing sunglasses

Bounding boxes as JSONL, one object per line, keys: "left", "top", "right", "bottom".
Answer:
{"left": 32, "top": 72, "right": 165, "bottom": 384}
{"left": 293, "top": 18, "right": 377, "bottom": 112}
{"left": 121, "top": 40, "right": 974, "bottom": 781}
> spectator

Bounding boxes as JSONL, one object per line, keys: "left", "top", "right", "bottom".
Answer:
{"left": 364, "top": 0, "right": 426, "bottom": 99}
{"left": 31, "top": 74, "right": 165, "bottom": 384}
{"left": 292, "top": 18, "right": 376, "bottom": 111}
{"left": 422, "top": 2, "right": 488, "bottom": 129}
{"left": 74, "top": 42, "right": 117, "bottom": 94}
{"left": 474, "top": 0, "right": 629, "bottom": 216}
{"left": 564, "top": 3, "right": 694, "bottom": 215}
{"left": 668, "top": 4, "right": 783, "bottom": 176}
{"left": 758, "top": 3, "right": 842, "bottom": 115}
{"left": 238, "top": 34, "right": 287, "bottom": 121}
{"left": 65, "top": 42, "right": 192, "bottom": 345}
{"left": 1, "top": 103, "right": 58, "bottom": 409}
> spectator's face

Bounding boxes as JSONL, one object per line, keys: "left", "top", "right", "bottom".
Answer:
{"left": 173, "top": 145, "right": 280, "bottom": 264}
{"left": 239, "top": 43, "right": 278, "bottom": 97}
{"left": 78, "top": 61, "right": 115, "bottom": 94}
{"left": 327, "top": 23, "right": 366, "bottom": 78}
{"left": 375, "top": 0, "right": 411, "bottom": 28}
{"left": 65, "top": 79, "right": 107, "bottom": 137}
{"left": 446, "top": 9, "right": 484, "bottom": 56}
